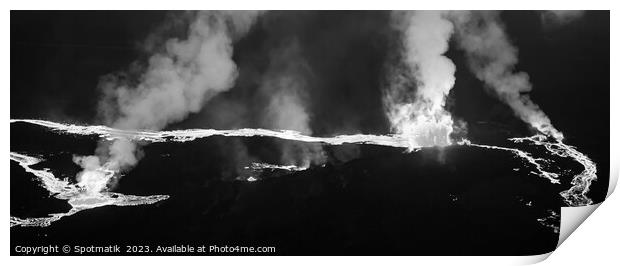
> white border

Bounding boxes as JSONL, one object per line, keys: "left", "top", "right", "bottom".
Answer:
{"left": 2, "top": 0, "right": 617, "bottom": 10}
{"left": 3, "top": 1, "right": 618, "bottom": 265}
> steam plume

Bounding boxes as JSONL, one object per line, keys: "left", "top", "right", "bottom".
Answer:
{"left": 541, "top": 10, "right": 585, "bottom": 27}
{"left": 384, "top": 11, "right": 457, "bottom": 149}
{"left": 258, "top": 40, "right": 326, "bottom": 167}
{"left": 74, "top": 11, "right": 261, "bottom": 193}
{"left": 450, "top": 11, "right": 564, "bottom": 140}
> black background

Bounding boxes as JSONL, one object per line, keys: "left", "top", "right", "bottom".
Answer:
{"left": 10, "top": 11, "right": 610, "bottom": 255}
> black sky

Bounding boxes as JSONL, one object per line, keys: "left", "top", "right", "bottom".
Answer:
{"left": 10, "top": 10, "right": 609, "bottom": 162}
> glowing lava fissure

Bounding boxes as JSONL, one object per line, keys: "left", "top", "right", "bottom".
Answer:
{"left": 510, "top": 135, "right": 598, "bottom": 206}
{"left": 10, "top": 119, "right": 597, "bottom": 227}
{"left": 10, "top": 151, "right": 169, "bottom": 227}
{"left": 10, "top": 119, "right": 413, "bottom": 148}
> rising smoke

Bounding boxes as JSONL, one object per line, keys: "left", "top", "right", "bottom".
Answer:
{"left": 450, "top": 11, "right": 564, "bottom": 141}
{"left": 72, "top": 10, "right": 573, "bottom": 192}
{"left": 73, "top": 11, "right": 262, "bottom": 193}
{"left": 257, "top": 40, "right": 326, "bottom": 167}
{"left": 384, "top": 11, "right": 457, "bottom": 149}
{"left": 540, "top": 10, "right": 585, "bottom": 28}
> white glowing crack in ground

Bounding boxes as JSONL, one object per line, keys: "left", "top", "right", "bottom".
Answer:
{"left": 10, "top": 119, "right": 598, "bottom": 227}
{"left": 243, "top": 162, "right": 311, "bottom": 182}
{"left": 510, "top": 135, "right": 597, "bottom": 206}
{"left": 460, "top": 134, "right": 597, "bottom": 206}
{"left": 459, "top": 139, "right": 562, "bottom": 184}
{"left": 10, "top": 152, "right": 169, "bottom": 227}
{"left": 10, "top": 119, "right": 411, "bottom": 148}
{"left": 245, "top": 162, "right": 309, "bottom": 172}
